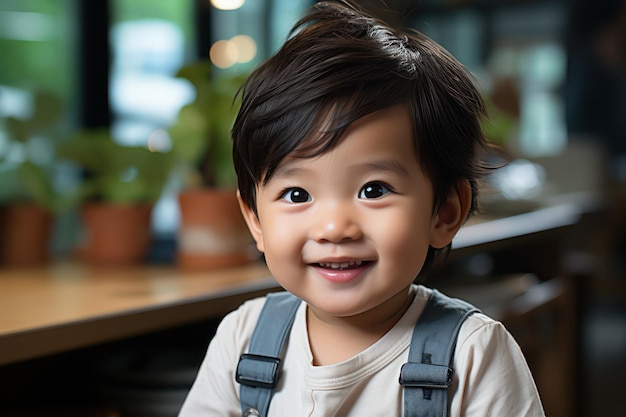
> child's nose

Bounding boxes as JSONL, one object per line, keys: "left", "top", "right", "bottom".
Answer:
{"left": 309, "top": 203, "right": 362, "bottom": 243}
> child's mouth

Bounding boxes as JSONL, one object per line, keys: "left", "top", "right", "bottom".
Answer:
{"left": 316, "top": 261, "right": 370, "bottom": 270}
{"left": 311, "top": 261, "right": 372, "bottom": 283}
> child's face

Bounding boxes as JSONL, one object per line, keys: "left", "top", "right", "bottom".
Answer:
{"left": 240, "top": 104, "right": 462, "bottom": 320}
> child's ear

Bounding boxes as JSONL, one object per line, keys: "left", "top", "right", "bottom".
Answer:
{"left": 429, "top": 180, "right": 472, "bottom": 249}
{"left": 237, "top": 190, "right": 265, "bottom": 253}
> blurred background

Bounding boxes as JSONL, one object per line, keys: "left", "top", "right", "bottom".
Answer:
{"left": 0, "top": 0, "right": 625, "bottom": 261}
{"left": 0, "top": 0, "right": 625, "bottom": 416}
{"left": 1, "top": 0, "right": 624, "bottom": 261}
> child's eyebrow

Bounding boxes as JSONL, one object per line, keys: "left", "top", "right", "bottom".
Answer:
{"left": 270, "top": 159, "right": 410, "bottom": 182}
{"left": 362, "top": 159, "right": 410, "bottom": 177}
{"left": 269, "top": 165, "right": 308, "bottom": 181}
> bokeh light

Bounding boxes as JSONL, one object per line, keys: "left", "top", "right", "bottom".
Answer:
{"left": 230, "top": 35, "right": 256, "bottom": 63}
{"left": 211, "top": 0, "right": 245, "bottom": 11}
{"left": 209, "top": 35, "right": 257, "bottom": 69}
{"left": 209, "top": 39, "right": 239, "bottom": 69}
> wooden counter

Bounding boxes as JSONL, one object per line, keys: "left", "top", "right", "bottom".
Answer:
{"left": 0, "top": 262, "right": 277, "bottom": 366}
{"left": 0, "top": 199, "right": 592, "bottom": 367}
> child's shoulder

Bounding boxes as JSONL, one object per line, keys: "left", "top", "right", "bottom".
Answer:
{"left": 220, "top": 292, "right": 301, "bottom": 337}
{"left": 415, "top": 284, "right": 503, "bottom": 341}
{"left": 239, "top": 293, "right": 271, "bottom": 312}
{"left": 225, "top": 294, "right": 273, "bottom": 325}
{"left": 213, "top": 294, "right": 280, "bottom": 354}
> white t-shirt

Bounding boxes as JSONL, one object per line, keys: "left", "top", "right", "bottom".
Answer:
{"left": 178, "top": 285, "right": 545, "bottom": 416}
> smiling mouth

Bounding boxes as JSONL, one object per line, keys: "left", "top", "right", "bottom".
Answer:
{"left": 315, "top": 260, "right": 371, "bottom": 270}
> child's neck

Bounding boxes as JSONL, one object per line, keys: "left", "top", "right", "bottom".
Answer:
{"left": 306, "top": 287, "right": 415, "bottom": 366}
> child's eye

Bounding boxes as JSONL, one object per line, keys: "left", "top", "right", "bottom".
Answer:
{"left": 281, "top": 187, "right": 311, "bottom": 203}
{"left": 358, "top": 182, "right": 391, "bottom": 199}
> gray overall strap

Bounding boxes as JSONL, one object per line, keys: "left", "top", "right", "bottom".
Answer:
{"left": 399, "top": 290, "right": 480, "bottom": 417}
{"left": 236, "top": 292, "right": 301, "bottom": 417}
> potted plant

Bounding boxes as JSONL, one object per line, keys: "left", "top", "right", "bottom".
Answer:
{"left": 167, "top": 61, "right": 256, "bottom": 270}
{"left": 57, "top": 129, "right": 173, "bottom": 266}
{"left": 0, "top": 91, "right": 75, "bottom": 266}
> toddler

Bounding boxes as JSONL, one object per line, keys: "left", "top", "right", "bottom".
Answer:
{"left": 178, "top": 1, "right": 546, "bottom": 416}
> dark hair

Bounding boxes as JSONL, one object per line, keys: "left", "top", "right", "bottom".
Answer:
{"left": 231, "top": 0, "right": 494, "bottom": 272}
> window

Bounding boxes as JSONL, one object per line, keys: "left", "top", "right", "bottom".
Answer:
{"left": 0, "top": 1, "right": 79, "bottom": 255}
{"left": 110, "top": 0, "right": 311, "bottom": 239}
{"left": 413, "top": 2, "right": 568, "bottom": 157}
{"left": 0, "top": 0, "right": 77, "bottom": 201}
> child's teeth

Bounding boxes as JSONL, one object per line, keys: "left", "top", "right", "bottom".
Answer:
{"left": 320, "top": 261, "right": 363, "bottom": 270}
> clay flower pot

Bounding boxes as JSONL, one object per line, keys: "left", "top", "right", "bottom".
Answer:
{"left": 77, "top": 203, "right": 153, "bottom": 266}
{"left": 0, "top": 203, "right": 53, "bottom": 267}
{"left": 177, "top": 188, "right": 256, "bottom": 270}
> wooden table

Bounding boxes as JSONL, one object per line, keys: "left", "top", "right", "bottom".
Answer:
{"left": 0, "top": 262, "right": 277, "bottom": 366}
{"left": 0, "top": 199, "right": 592, "bottom": 367}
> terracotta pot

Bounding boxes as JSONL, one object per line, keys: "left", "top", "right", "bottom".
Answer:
{"left": 177, "top": 188, "right": 255, "bottom": 270}
{"left": 0, "top": 203, "right": 53, "bottom": 267}
{"left": 77, "top": 203, "right": 153, "bottom": 266}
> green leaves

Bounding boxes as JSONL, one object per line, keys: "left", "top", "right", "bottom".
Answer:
{"left": 58, "top": 129, "right": 173, "bottom": 205}
{"left": 17, "top": 161, "right": 79, "bottom": 213}
{"left": 0, "top": 90, "right": 68, "bottom": 211}
{"left": 167, "top": 60, "right": 246, "bottom": 188}
{"left": 3, "top": 91, "right": 63, "bottom": 144}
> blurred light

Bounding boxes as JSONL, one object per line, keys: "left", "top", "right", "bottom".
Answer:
{"left": 211, "top": 0, "right": 245, "bottom": 11}
{"left": 209, "top": 35, "right": 258, "bottom": 69}
{"left": 210, "top": 39, "right": 238, "bottom": 68}
{"left": 120, "top": 166, "right": 138, "bottom": 182}
{"left": 0, "top": 86, "right": 31, "bottom": 118}
{"left": 490, "top": 159, "right": 546, "bottom": 200}
{"left": 519, "top": 43, "right": 565, "bottom": 90}
{"left": 26, "top": 136, "right": 54, "bottom": 165}
{"left": 0, "top": 12, "right": 54, "bottom": 41}
{"left": 4, "top": 142, "right": 25, "bottom": 162}
{"left": 231, "top": 34, "right": 257, "bottom": 63}
{"left": 147, "top": 129, "right": 172, "bottom": 153}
